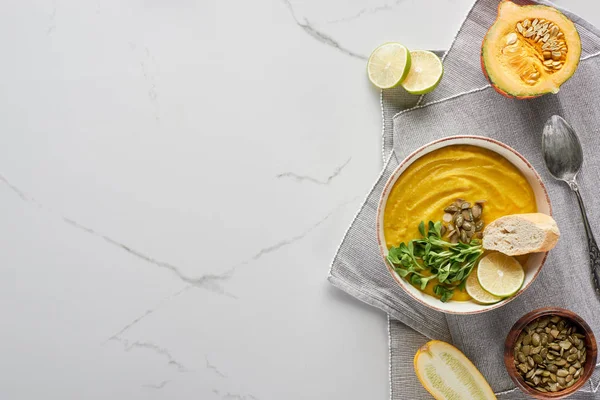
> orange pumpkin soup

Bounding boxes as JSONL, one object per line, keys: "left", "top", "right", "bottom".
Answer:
{"left": 383, "top": 145, "right": 537, "bottom": 301}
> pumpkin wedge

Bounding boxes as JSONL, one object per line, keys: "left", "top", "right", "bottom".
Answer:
{"left": 414, "top": 341, "right": 496, "bottom": 400}
{"left": 481, "top": 1, "right": 581, "bottom": 98}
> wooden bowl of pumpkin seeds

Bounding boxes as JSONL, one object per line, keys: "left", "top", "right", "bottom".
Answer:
{"left": 504, "top": 308, "right": 597, "bottom": 399}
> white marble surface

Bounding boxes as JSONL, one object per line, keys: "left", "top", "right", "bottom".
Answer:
{"left": 1, "top": 1, "right": 599, "bottom": 399}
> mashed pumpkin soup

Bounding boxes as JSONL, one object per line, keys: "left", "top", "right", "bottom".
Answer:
{"left": 383, "top": 145, "right": 537, "bottom": 301}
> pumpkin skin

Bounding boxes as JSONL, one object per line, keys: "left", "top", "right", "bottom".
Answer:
{"left": 481, "top": 1, "right": 581, "bottom": 99}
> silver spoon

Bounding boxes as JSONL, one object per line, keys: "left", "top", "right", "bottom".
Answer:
{"left": 542, "top": 115, "right": 600, "bottom": 293}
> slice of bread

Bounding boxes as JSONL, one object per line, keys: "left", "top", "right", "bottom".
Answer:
{"left": 482, "top": 213, "right": 560, "bottom": 256}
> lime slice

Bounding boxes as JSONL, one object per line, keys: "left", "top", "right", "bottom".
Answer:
{"left": 477, "top": 252, "right": 525, "bottom": 298}
{"left": 367, "top": 42, "right": 411, "bottom": 89}
{"left": 401, "top": 50, "right": 444, "bottom": 94}
{"left": 465, "top": 267, "right": 503, "bottom": 304}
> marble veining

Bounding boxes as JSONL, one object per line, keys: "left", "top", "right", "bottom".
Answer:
{"left": 104, "top": 286, "right": 190, "bottom": 342}
{"left": 327, "top": 1, "right": 403, "bottom": 24}
{"left": 206, "top": 357, "right": 228, "bottom": 378}
{"left": 213, "top": 390, "right": 260, "bottom": 400}
{"left": 276, "top": 157, "right": 351, "bottom": 184}
{"left": 110, "top": 338, "right": 189, "bottom": 372}
{"left": 142, "top": 380, "right": 170, "bottom": 390}
{"left": 282, "top": 0, "right": 368, "bottom": 60}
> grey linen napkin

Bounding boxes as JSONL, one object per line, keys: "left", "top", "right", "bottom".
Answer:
{"left": 329, "top": 0, "right": 600, "bottom": 398}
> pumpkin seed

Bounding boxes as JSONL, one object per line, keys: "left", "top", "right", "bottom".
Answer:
{"left": 461, "top": 210, "right": 471, "bottom": 221}
{"left": 449, "top": 233, "right": 458, "bottom": 244}
{"left": 532, "top": 333, "right": 541, "bottom": 346}
{"left": 460, "top": 230, "right": 468, "bottom": 243}
{"left": 471, "top": 204, "right": 482, "bottom": 219}
{"left": 526, "top": 368, "right": 535, "bottom": 379}
{"left": 557, "top": 369, "right": 568, "bottom": 377}
{"left": 518, "top": 363, "right": 529, "bottom": 373}
{"left": 462, "top": 221, "right": 472, "bottom": 231}
{"left": 444, "top": 205, "right": 458, "bottom": 213}
{"left": 517, "top": 23, "right": 524, "bottom": 33}
{"left": 517, "top": 352, "right": 526, "bottom": 363}
{"left": 560, "top": 340, "right": 572, "bottom": 350}
{"left": 522, "top": 345, "right": 531, "bottom": 356}
{"left": 439, "top": 225, "right": 446, "bottom": 236}
{"left": 566, "top": 379, "right": 575, "bottom": 388}
{"left": 455, "top": 214, "right": 463, "bottom": 228}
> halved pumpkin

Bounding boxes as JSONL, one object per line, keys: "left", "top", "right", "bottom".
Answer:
{"left": 481, "top": 1, "right": 581, "bottom": 99}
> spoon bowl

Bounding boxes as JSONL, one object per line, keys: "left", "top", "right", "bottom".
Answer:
{"left": 542, "top": 115, "right": 583, "bottom": 183}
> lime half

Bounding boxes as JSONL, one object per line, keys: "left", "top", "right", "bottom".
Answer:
{"left": 466, "top": 267, "right": 503, "bottom": 304}
{"left": 477, "top": 253, "right": 525, "bottom": 298}
{"left": 401, "top": 50, "right": 443, "bottom": 94}
{"left": 367, "top": 42, "right": 411, "bottom": 89}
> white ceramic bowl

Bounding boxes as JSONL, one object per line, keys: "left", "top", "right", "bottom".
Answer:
{"left": 376, "top": 136, "right": 552, "bottom": 314}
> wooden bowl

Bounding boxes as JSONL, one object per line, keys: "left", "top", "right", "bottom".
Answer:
{"left": 504, "top": 307, "right": 597, "bottom": 399}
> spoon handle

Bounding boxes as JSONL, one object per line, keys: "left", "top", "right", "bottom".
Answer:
{"left": 568, "top": 180, "right": 600, "bottom": 293}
